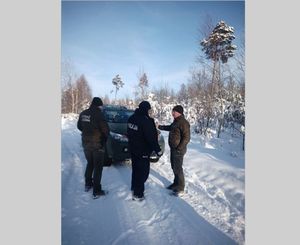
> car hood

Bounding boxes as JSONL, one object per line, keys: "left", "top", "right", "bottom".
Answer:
{"left": 108, "top": 122, "right": 127, "bottom": 135}
{"left": 109, "top": 123, "right": 165, "bottom": 145}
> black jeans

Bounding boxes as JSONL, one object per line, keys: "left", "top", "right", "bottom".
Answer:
{"left": 131, "top": 154, "right": 150, "bottom": 198}
{"left": 84, "top": 148, "right": 105, "bottom": 194}
{"left": 170, "top": 149, "right": 185, "bottom": 191}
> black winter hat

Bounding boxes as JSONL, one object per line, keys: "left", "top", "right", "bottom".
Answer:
{"left": 138, "top": 101, "right": 151, "bottom": 113}
{"left": 172, "top": 105, "right": 184, "bottom": 115}
{"left": 91, "top": 97, "right": 103, "bottom": 107}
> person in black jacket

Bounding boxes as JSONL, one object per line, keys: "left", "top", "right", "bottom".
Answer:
{"left": 127, "top": 101, "right": 162, "bottom": 201}
{"left": 158, "top": 105, "right": 190, "bottom": 195}
{"left": 77, "top": 97, "right": 110, "bottom": 199}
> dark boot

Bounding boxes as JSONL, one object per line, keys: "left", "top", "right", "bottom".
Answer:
{"left": 171, "top": 189, "right": 184, "bottom": 197}
{"left": 132, "top": 194, "right": 145, "bottom": 201}
{"left": 85, "top": 185, "right": 92, "bottom": 192}
{"left": 93, "top": 190, "right": 107, "bottom": 199}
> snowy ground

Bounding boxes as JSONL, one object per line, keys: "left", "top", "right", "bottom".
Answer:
{"left": 61, "top": 115, "right": 245, "bottom": 245}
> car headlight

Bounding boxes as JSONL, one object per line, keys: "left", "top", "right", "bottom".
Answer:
{"left": 110, "top": 132, "right": 129, "bottom": 142}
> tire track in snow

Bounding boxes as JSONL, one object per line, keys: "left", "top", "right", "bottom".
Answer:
{"left": 151, "top": 147, "right": 244, "bottom": 244}
{"left": 102, "top": 165, "right": 175, "bottom": 245}
{"left": 62, "top": 117, "right": 241, "bottom": 245}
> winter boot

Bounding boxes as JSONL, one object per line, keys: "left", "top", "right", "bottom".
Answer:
{"left": 93, "top": 190, "right": 107, "bottom": 199}
{"left": 132, "top": 194, "right": 145, "bottom": 201}
{"left": 171, "top": 189, "right": 184, "bottom": 197}
{"left": 85, "top": 185, "right": 92, "bottom": 192}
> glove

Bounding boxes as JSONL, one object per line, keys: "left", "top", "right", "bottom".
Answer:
{"left": 156, "top": 150, "right": 163, "bottom": 158}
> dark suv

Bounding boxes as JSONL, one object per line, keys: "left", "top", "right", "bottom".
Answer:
{"left": 102, "top": 105, "right": 165, "bottom": 165}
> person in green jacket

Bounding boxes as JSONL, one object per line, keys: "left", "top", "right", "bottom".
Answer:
{"left": 158, "top": 105, "right": 190, "bottom": 195}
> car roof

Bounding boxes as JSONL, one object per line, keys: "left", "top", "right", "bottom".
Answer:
{"left": 103, "top": 104, "right": 127, "bottom": 109}
{"left": 103, "top": 105, "right": 134, "bottom": 112}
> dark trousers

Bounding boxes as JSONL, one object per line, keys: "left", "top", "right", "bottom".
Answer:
{"left": 131, "top": 154, "right": 150, "bottom": 198}
{"left": 170, "top": 149, "right": 185, "bottom": 191}
{"left": 84, "top": 148, "right": 105, "bottom": 194}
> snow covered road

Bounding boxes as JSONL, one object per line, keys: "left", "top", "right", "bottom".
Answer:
{"left": 61, "top": 116, "right": 244, "bottom": 245}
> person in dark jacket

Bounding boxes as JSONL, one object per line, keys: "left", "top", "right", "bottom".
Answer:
{"left": 77, "top": 97, "right": 110, "bottom": 199}
{"left": 127, "top": 101, "right": 163, "bottom": 201}
{"left": 158, "top": 105, "right": 190, "bottom": 195}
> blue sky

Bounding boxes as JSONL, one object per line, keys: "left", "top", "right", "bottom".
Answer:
{"left": 62, "top": 1, "right": 245, "bottom": 99}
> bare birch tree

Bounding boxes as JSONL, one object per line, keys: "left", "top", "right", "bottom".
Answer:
{"left": 61, "top": 60, "right": 77, "bottom": 113}
{"left": 61, "top": 60, "right": 92, "bottom": 113}
{"left": 138, "top": 72, "right": 149, "bottom": 100}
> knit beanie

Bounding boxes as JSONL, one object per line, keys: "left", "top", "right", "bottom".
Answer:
{"left": 91, "top": 97, "right": 103, "bottom": 107}
{"left": 138, "top": 101, "right": 151, "bottom": 114}
{"left": 172, "top": 105, "right": 183, "bottom": 115}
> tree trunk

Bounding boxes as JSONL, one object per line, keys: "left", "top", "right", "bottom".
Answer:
{"left": 217, "top": 117, "right": 224, "bottom": 138}
{"left": 217, "top": 60, "right": 224, "bottom": 138}
{"left": 204, "top": 117, "right": 210, "bottom": 136}
{"left": 211, "top": 60, "right": 217, "bottom": 95}
{"left": 71, "top": 87, "right": 75, "bottom": 113}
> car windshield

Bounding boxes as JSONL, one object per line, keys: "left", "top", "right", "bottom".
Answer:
{"left": 104, "top": 110, "right": 134, "bottom": 123}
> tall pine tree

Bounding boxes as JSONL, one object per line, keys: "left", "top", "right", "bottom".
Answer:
{"left": 112, "top": 74, "right": 124, "bottom": 102}
{"left": 200, "top": 20, "right": 237, "bottom": 137}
